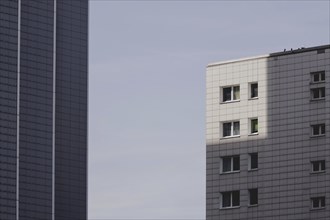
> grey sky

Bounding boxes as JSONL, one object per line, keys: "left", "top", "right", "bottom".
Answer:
{"left": 89, "top": 1, "right": 329, "bottom": 219}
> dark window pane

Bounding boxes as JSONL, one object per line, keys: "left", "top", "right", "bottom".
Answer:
{"left": 251, "top": 119, "right": 258, "bottom": 133}
{"left": 321, "top": 161, "right": 325, "bottom": 170}
{"left": 313, "top": 162, "right": 320, "bottom": 172}
{"left": 222, "top": 192, "right": 231, "bottom": 207}
{"left": 223, "top": 87, "right": 231, "bottom": 102}
{"left": 250, "top": 153, "right": 258, "bottom": 169}
{"left": 233, "top": 156, "right": 240, "bottom": 171}
{"left": 312, "top": 89, "right": 319, "bottom": 98}
{"left": 321, "top": 124, "right": 325, "bottom": 134}
{"left": 222, "top": 157, "right": 231, "bottom": 172}
{"left": 232, "top": 191, "right": 240, "bottom": 206}
{"left": 312, "top": 198, "right": 318, "bottom": 208}
{"left": 312, "top": 125, "right": 319, "bottom": 135}
{"left": 223, "top": 123, "right": 231, "bottom": 137}
{"left": 320, "top": 87, "right": 325, "bottom": 97}
{"left": 249, "top": 188, "right": 258, "bottom": 205}
{"left": 314, "top": 74, "right": 319, "bottom": 82}
{"left": 321, "top": 197, "right": 325, "bottom": 207}
{"left": 251, "top": 83, "right": 258, "bottom": 98}
{"left": 321, "top": 72, "right": 325, "bottom": 81}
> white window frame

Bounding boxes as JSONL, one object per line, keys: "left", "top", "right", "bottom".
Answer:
{"left": 248, "top": 153, "right": 258, "bottom": 171}
{"left": 311, "top": 124, "right": 326, "bottom": 137}
{"left": 311, "top": 160, "right": 325, "bottom": 173}
{"left": 249, "top": 118, "right": 259, "bottom": 135}
{"left": 220, "top": 156, "right": 240, "bottom": 174}
{"left": 221, "top": 85, "right": 240, "bottom": 103}
{"left": 220, "top": 191, "right": 240, "bottom": 209}
{"left": 249, "top": 82, "right": 258, "bottom": 99}
{"left": 221, "top": 121, "right": 240, "bottom": 138}
{"left": 311, "top": 197, "right": 325, "bottom": 209}
{"left": 310, "top": 87, "right": 325, "bottom": 100}
{"left": 311, "top": 71, "right": 325, "bottom": 83}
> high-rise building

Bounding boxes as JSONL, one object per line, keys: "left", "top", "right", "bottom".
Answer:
{"left": 0, "top": 0, "right": 88, "bottom": 219}
{"left": 206, "top": 45, "right": 330, "bottom": 219}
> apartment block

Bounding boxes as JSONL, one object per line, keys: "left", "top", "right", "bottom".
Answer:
{"left": 206, "top": 45, "right": 330, "bottom": 219}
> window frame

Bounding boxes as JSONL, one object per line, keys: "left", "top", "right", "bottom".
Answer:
{"left": 220, "top": 190, "right": 240, "bottom": 209}
{"left": 221, "top": 85, "right": 240, "bottom": 103}
{"left": 311, "top": 197, "right": 325, "bottom": 210}
{"left": 249, "top": 82, "right": 258, "bottom": 99}
{"left": 221, "top": 121, "right": 240, "bottom": 138}
{"left": 220, "top": 155, "right": 240, "bottom": 174}
{"left": 249, "top": 118, "right": 259, "bottom": 135}
{"left": 310, "top": 87, "right": 325, "bottom": 100}
{"left": 248, "top": 153, "right": 258, "bottom": 171}
{"left": 311, "top": 160, "right": 325, "bottom": 173}
{"left": 311, "top": 71, "right": 325, "bottom": 83}
{"left": 248, "top": 188, "right": 258, "bottom": 206}
{"left": 311, "top": 124, "right": 326, "bottom": 137}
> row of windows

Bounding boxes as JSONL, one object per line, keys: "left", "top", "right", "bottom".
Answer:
{"left": 222, "top": 118, "right": 258, "bottom": 138}
{"left": 221, "top": 82, "right": 258, "bottom": 103}
{"left": 220, "top": 189, "right": 258, "bottom": 208}
{"left": 221, "top": 190, "right": 326, "bottom": 210}
{"left": 220, "top": 155, "right": 326, "bottom": 174}
{"left": 220, "top": 153, "right": 258, "bottom": 174}
{"left": 222, "top": 84, "right": 325, "bottom": 102}
{"left": 221, "top": 71, "right": 326, "bottom": 103}
{"left": 221, "top": 119, "right": 326, "bottom": 138}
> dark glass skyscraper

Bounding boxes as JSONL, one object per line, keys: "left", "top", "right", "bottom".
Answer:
{"left": 0, "top": 0, "right": 88, "bottom": 219}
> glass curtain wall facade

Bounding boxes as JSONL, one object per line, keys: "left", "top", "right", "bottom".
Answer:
{"left": 0, "top": 0, "right": 88, "bottom": 219}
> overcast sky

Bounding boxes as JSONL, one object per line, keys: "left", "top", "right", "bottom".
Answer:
{"left": 88, "top": 1, "right": 330, "bottom": 219}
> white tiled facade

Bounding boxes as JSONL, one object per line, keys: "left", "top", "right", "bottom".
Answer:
{"left": 206, "top": 45, "right": 330, "bottom": 220}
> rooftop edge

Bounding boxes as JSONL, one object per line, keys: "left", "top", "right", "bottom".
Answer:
{"left": 207, "top": 44, "right": 330, "bottom": 68}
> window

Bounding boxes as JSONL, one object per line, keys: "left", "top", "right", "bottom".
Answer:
{"left": 311, "top": 160, "right": 325, "bottom": 172}
{"left": 222, "top": 85, "right": 240, "bottom": 102}
{"left": 311, "top": 124, "right": 325, "bottom": 136}
{"left": 311, "top": 87, "right": 325, "bottom": 100}
{"left": 249, "top": 188, "right": 258, "bottom": 206}
{"left": 249, "top": 153, "right": 258, "bottom": 170}
{"left": 311, "top": 197, "right": 325, "bottom": 209}
{"left": 311, "top": 71, "right": 325, "bottom": 83}
{"left": 249, "top": 83, "right": 258, "bottom": 98}
{"left": 221, "top": 191, "right": 240, "bottom": 208}
{"left": 250, "top": 118, "right": 258, "bottom": 134}
{"left": 222, "top": 121, "right": 240, "bottom": 137}
{"left": 221, "top": 156, "right": 240, "bottom": 173}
